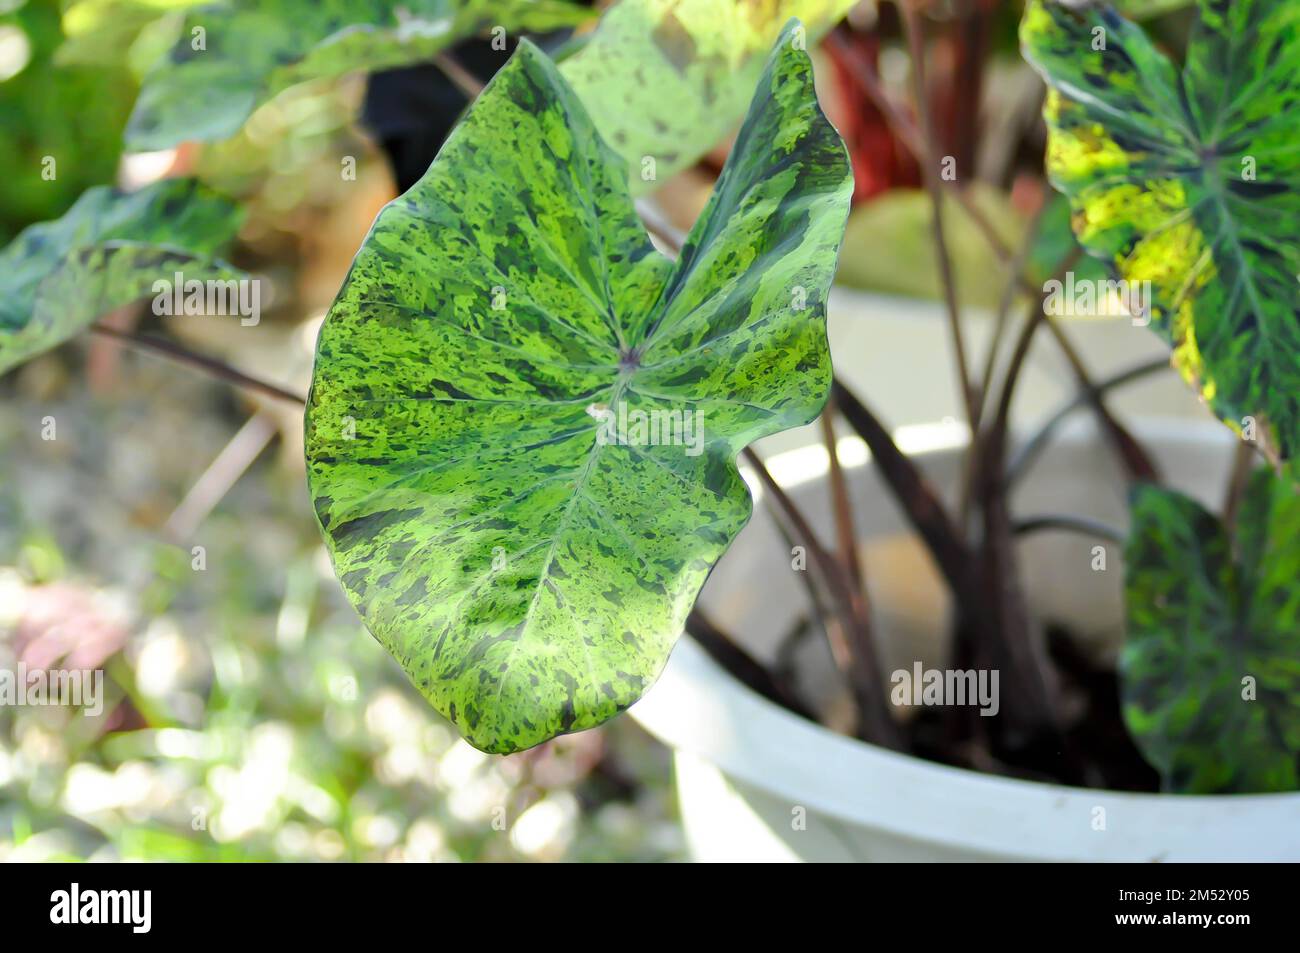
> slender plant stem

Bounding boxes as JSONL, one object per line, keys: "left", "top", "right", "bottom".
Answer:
{"left": 817, "top": 409, "right": 876, "bottom": 686}
{"left": 766, "top": 510, "right": 875, "bottom": 736}
{"left": 742, "top": 446, "right": 901, "bottom": 749}
{"left": 1040, "top": 306, "right": 1159, "bottom": 482}
{"left": 685, "top": 607, "right": 815, "bottom": 720}
{"left": 990, "top": 298, "right": 1049, "bottom": 451}
{"left": 829, "top": 25, "right": 1010, "bottom": 271}
{"left": 635, "top": 199, "right": 687, "bottom": 254}
{"left": 165, "top": 411, "right": 279, "bottom": 541}
{"left": 773, "top": 614, "right": 814, "bottom": 683}
{"left": 961, "top": 247, "right": 1075, "bottom": 524}
{"left": 899, "top": 2, "right": 977, "bottom": 432}
{"left": 741, "top": 448, "right": 838, "bottom": 585}
{"left": 981, "top": 247, "right": 1077, "bottom": 452}
{"left": 831, "top": 380, "right": 976, "bottom": 604}
{"left": 91, "top": 324, "right": 307, "bottom": 405}
{"left": 974, "top": 201, "right": 1048, "bottom": 429}
{"left": 432, "top": 52, "right": 485, "bottom": 100}
{"left": 820, "top": 401, "right": 867, "bottom": 594}
{"left": 958, "top": 207, "right": 1048, "bottom": 528}
{"left": 1223, "top": 437, "right": 1261, "bottom": 535}
{"left": 831, "top": 25, "right": 1019, "bottom": 278}
{"left": 1013, "top": 514, "right": 1124, "bottom": 545}
{"left": 1007, "top": 356, "right": 1171, "bottom": 487}
{"left": 974, "top": 287, "right": 1062, "bottom": 737}
{"left": 830, "top": 22, "right": 1156, "bottom": 480}
{"left": 825, "top": 31, "right": 925, "bottom": 156}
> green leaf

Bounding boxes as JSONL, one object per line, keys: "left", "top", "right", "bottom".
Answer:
{"left": 0, "top": 179, "right": 242, "bottom": 376}
{"left": 1123, "top": 473, "right": 1300, "bottom": 793}
{"left": 125, "top": 0, "right": 593, "bottom": 150}
{"left": 0, "top": 0, "right": 138, "bottom": 243}
{"left": 559, "top": 0, "right": 857, "bottom": 194}
{"left": 306, "top": 23, "right": 851, "bottom": 753}
{"left": 55, "top": 0, "right": 205, "bottom": 71}
{"left": 1021, "top": 0, "right": 1300, "bottom": 464}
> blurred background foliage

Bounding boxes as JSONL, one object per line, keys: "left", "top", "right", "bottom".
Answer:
{"left": 0, "top": 369, "right": 682, "bottom": 861}
{"left": 0, "top": 0, "right": 134, "bottom": 242}
{"left": 0, "top": 0, "right": 1199, "bottom": 861}
{"left": 0, "top": 0, "right": 680, "bottom": 862}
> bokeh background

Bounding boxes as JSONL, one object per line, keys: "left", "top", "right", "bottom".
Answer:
{"left": 0, "top": 0, "right": 686, "bottom": 862}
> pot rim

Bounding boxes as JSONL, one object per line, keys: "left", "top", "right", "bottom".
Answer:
{"left": 629, "top": 418, "right": 1300, "bottom": 861}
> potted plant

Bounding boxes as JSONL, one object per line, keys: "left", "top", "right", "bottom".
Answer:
{"left": 2, "top": 0, "right": 1298, "bottom": 863}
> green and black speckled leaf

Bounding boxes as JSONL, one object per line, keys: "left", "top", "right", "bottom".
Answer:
{"left": 125, "top": 0, "right": 593, "bottom": 149}
{"left": 306, "top": 23, "right": 851, "bottom": 753}
{"left": 1123, "top": 473, "right": 1300, "bottom": 793}
{"left": 559, "top": 0, "right": 858, "bottom": 195}
{"left": 1021, "top": 0, "right": 1300, "bottom": 464}
{"left": 0, "top": 179, "right": 243, "bottom": 376}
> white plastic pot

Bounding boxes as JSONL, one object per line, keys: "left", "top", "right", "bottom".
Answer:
{"left": 629, "top": 419, "right": 1300, "bottom": 861}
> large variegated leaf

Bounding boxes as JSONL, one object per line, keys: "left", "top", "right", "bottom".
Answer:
{"left": 0, "top": 179, "right": 242, "bottom": 376}
{"left": 559, "top": 0, "right": 857, "bottom": 194}
{"left": 306, "top": 24, "right": 851, "bottom": 753}
{"left": 1123, "top": 474, "right": 1300, "bottom": 793}
{"left": 1021, "top": 0, "right": 1300, "bottom": 464}
{"left": 125, "top": 0, "right": 593, "bottom": 149}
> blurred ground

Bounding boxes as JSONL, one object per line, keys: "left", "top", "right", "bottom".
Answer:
{"left": 0, "top": 357, "right": 685, "bottom": 861}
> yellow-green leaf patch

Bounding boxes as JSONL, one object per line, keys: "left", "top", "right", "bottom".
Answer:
{"left": 1022, "top": 0, "right": 1300, "bottom": 463}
